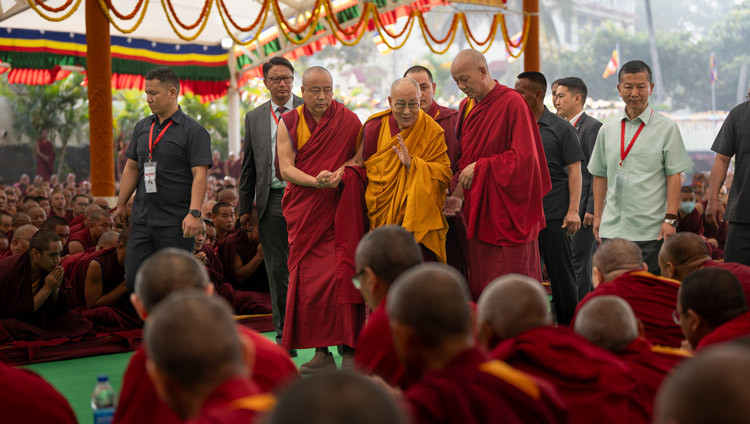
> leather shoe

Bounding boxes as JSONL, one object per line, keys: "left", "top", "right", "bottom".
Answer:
{"left": 341, "top": 352, "right": 355, "bottom": 371}
{"left": 299, "top": 350, "right": 336, "bottom": 374}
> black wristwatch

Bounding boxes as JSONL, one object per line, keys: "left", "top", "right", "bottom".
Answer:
{"left": 188, "top": 209, "right": 201, "bottom": 218}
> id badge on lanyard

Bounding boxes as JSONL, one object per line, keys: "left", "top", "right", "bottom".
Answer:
{"left": 145, "top": 120, "right": 173, "bottom": 194}
{"left": 613, "top": 116, "right": 647, "bottom": 201}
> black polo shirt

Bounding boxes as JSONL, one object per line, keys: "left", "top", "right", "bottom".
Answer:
{"left": 126, "top": 106, "right": 212, "bottom": 226}
{"left": 538, "top": 107, "right": 585, "bottom": 220}
{"left": 712, "top": 101, "right": 750, "bottom": 223}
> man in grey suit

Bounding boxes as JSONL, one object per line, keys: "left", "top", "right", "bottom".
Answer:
{"left": 554, "top": 77, "right": 602, "bottom": 300}
{"left": 239, "top": 57, "right": 303, "bottom": 349}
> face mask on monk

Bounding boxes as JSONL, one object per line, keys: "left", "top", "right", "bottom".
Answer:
{"left": 680, "top": 201, "right": 696, "bottom": 214}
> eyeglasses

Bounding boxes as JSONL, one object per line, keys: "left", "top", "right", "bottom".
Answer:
{"left": 393, "top": 102, "right": 420, "bottom": 112}
{"left": 267, "top": 76, "right": 294, "bottom": 84}
{"left": 351, "top": 270, "right": 365, "bottom": 290}
{"left": 672, "top": 309, "right": 683, "bottom": 325}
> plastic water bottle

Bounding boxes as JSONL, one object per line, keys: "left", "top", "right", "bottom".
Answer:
{"left": 91, "top": 374, "right": 117, "bottom": 424}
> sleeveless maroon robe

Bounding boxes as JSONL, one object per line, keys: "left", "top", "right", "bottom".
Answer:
{"left": 68, "top": 226, "right": 94, "bottom": 251}
{"left": 216, "top": 231, "right": 272, "bottom": 315}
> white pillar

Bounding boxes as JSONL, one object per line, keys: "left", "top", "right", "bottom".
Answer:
{"left": 227, "top": 45, "right": 241, "bottom": 156}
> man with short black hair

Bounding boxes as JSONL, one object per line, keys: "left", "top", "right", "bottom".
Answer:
{"left": 516, "top": 71, "right": 584, "bottom": 325}
{"left": 589, "top": 60, "right": 692, "bottom": 274}
{"left": 555, "top": 76, "right": 602, "bottom": 300}
{"left": 676, "top": 186, "right": 704, "bottom": 235}
{"left": 41, "top": 216, "right": 70, "bottom": 248}
{"left": 114, "top": 66, "right": 212, "bottom": 292}
{"left": 239, "top": 57, "right": 302, "bottom": 347}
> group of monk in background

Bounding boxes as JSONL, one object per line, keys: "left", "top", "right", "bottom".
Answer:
{"left": 1, "top": 48, "right": 750, "bottom": 423}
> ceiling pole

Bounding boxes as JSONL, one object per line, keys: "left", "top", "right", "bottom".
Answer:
{"left": 85, "top": 0, "right": 115, "bottom": 199}
{"left": 227, "top": 45, "right": 241, "bottom": 157}
{"left": 523, "top": 0, "right": 539, "bottom": 72}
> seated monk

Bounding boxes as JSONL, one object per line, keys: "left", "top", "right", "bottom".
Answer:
{"left": 659, "top": 232, "right": 750, "bottom": 305}
{"left": 0, "top": 230, "right": 93, "bottom": 344}
{"left": 676, "top": 186, "right": 704, "bottom": 235}
{"left": 675, "top": 268, "right": 750, "bottom": 351}
{"left": 267, "top": 372, "right": 408, "bottom": 424}
{"left": 361, "top": 78, "right": 452, "bottom": 262}
{"left": 49, "top": 191, "right": 70, "bottom": 221}
{"left": 193, "top": 219, "right": 226, "bottom": 293}
{"left": 1, "top": 211, "right": 12, "bottom": 238}
{"left": 477, "top": 274, "right": 643, "bottom": 424}
{"left": 202, "top": 199, "right": 217, "bottom": 221}
{"left": 28, "top": 206, "right": 47, "bottom": 229}
{"left": 95, "top": 230, "right": 119, "bottom": 251}
{"left": 213, "top": 201, "right": 235, "bottom": 244}
{"left": 61, "top": 229, "right": 141, "bottom": 332}
{"left": 0, "top": 232, "right": 7, "bottom": 252}
{"left": 354, "top": 225, "right": 423, "bottom": 389}
{"left": 575, "top": 238, "right": 684, "bottom": 347}
{"left": 67, "top": 194, "right": 90, "bottom": 229}
{"left": 68, "top": 209, "right": 113, "bottom": 255}
{"left": 204, "top": 219, "right": 218, "bottom": 250}
{"left": 0, "top": 361, "right": 77, "bottom": 423}
{"left": 114, "top": 249, "right": 297, "bottom": 424}
{"left": 574, "top": 295, "right": 691, "bottom": 419}
{"left": 144, "top": 291, "right": 275, "bottom": 423}
{"left": 702, "top": 186, "right": 728, "bottom": 259}
{"left": 69, "top": 202, "right": 99, "bottom": 234}
{"left": 216, "top": 208, "right": 271, "bottom": 315}
{"left": 41, "top": 216, "right": 70, "bottom": 252}
{"left": 654, "top": 343, "right": 750, "bottom": 424}
{"left": 12, "top": 211, "right": 31, "bottom": 229}
{"left": 0, "top": 224, "right": 37, "bottom": 260}
{"left": 388, "top": 264, "right": 567, "bottom": 424}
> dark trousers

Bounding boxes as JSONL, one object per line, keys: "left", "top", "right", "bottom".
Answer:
{"left": 258, "top": 189, "right": 290, "bottom": 344}
{"left": 571, "top": 225, "right": 597, "bottom": 301}
{"left": 125, "top": 223, "right": 194, "bottom": 292}
{"left": 725, "top": 222, "right": 750, "bottom": 266}
{"left": 538, "top": 219, "right": 578, "bottom": 325}
{"left": 635, "top": 239, "right": 663, "bottom": 276}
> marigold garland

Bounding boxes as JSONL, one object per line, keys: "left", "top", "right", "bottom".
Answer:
{"left": 218, "top": 0, "right": 268, "bottom": 32}
{"left": 160, "top": 0, "right": 213, "bottom": 41}
{"left": 28, "top": 0, "right": 81, "bottom": 21}
{"left": 104, "top": 0, "right": 145, "bottom": 20}
{"left": 96, "top": 0, "right": 149, "bottom": 33}
{"left": 216, "top": 0, "right": 270, "bottom": 46}
{"left": 33, "top": 0, "right": 74, "bottom": 13}
{"left": 163, "top": 0, "right": 211, "bottom": 31}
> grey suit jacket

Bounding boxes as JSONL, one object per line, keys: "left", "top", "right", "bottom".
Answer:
{"left": 239, "top": 94, "right": 304, "bottom": 219}
{"left": 575, "top": 111, "right": 603, "bottom": 217}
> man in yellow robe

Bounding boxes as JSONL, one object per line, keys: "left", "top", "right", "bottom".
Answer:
{"left": 359, "top": 78, "right": 451, "bottom": 262}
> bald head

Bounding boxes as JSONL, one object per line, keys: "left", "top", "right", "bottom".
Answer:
{"left": 355, "top": 225, "right": 422, "bottom": 285}
{"left": 12, "top": 224, "right": 38, "bottom": 249}
{"left": 679, "top": 268, "right": 747, "bottom": 329}
{"left": 477, "top": 274, "right": 551, "bottom": 344}
{"left": 83, "top": 203, "right": 102, "bottom": 219}
{"left": 390, "top": 78, "right": 420, "bottom": 99}
{"left": 28, "top": 206, "right": 46, "bottom": 228}
{"left": 216, "top": 188, "right": 236, "bottom": 205}
{"left": 97, "top": 230, "right": 120, "bottom": 249}
{"left": 452, "top": 49, "right": 489, "bottom": 70}
{"left": 134, "top": 248, "right": 210, "bottom": 312}
{"left": 655, "top": 344, "right": 750, "bottom": 424}
{"left": 659, "top": 233, "right": 710, "bottom": 280}
{"left": 302, "top": 66, "right": 332, "bottom": 86}
{"left": 387, "top": 263, "right": 471, "bottom": 346}
{"left": 89, "top": 208, "right": 111, "bottom": 224}
{"left": 12, "top": 212, "right": 31, "bottom": 228}
{"left": 593, "top": 238, "right": 645, "bottom": 282}
{"left": 145, "top": 292, "right": 244, "bottom": 393}
{"left": 268, "top": 372, "right": 408, "bottom": 424}
{"left": 573, "top": 295, "right": 639, "bottom": 352}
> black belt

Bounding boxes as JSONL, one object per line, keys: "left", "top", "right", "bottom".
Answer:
{"left": 270, "top": 187, "right": 286, "bottom": 194}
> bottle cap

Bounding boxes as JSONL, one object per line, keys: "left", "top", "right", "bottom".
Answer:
{"left": 97, "top": 374, "right": 109, "bottom": 383}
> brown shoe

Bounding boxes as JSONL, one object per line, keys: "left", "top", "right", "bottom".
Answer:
{"left": 299, "top": 350, "right": 336, "bottom": 374}
{"left": 341, "top": 352, "right": 355, "bottom": 371}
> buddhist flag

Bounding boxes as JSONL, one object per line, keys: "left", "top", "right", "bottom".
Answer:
{"left": 602, "top": 48, "right": 619, "bottom": 79}
{"left": 710, "top": 53, "right": 717, "bottom": 84}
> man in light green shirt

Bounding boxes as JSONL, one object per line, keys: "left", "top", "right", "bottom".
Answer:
{"left": 588, "top": 60, "right": 692, "bottom": 274}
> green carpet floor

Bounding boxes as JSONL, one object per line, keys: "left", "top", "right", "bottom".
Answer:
{"left": 23, "top": 332, "right": 336, "bottom": 424}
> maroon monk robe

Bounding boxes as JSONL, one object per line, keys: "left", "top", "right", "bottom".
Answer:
{"left": 0, "top": 361, "right": 77, "bottom": 424}
{"left": 455, "top": 82, "right": 551, "bottom": 298}
{"left": 616, "top": 337, "right": 691, "bottom": 419}
{"left": 0, "top": 251, "right": 94, "bottom": 344}
{"left": 405, "top": 347, "right": 567, "bottom": 424}
{"left": 114, "top": 326, "right": 296, "bottom": 424}
{"left": 216, "top": 230, "right": 272, "bottom": 315}
{"left": 0, "top": 248, "right": 12, "bottom": 260}
{"left": 190, "top": 377, "right": 272, "bottom": 423}
{"left": 200, "top": 243, "right": 234, "bottom": 302}
{"left": 68, "top": 226, "right": 94, "bottom": 251}
{"left": 427, "top": 101, "right": 460, "bottom": 171}
{"left": 701, "top": 260, "right": 750, "bottom": 306}
{"left": 696, "top": 311, "right": 750, "bottom": 351}
{"left": 575, "top": 271, "right": 683, "bottom": 348}
{"left": 703, "top": 218, "right": 727, "bottom": 259}
{"left": 35, "top": 137, "right": 55, "bottom": 180}
{"left": 280, "top": 100, "right": 366, "bottom": 350}
{"left": 62, "top": 247, "right": 141, "bottom": 332}
{"left": 676, "top": 208, "right": 704, "bottom": 235}
{"left": 68, "top": 214, "right": 84, "bottom": 231}
{"left": 354, "top": 297, "right": 410, "bottom": 389}
{"left": 491, "top": 325, "right": 645, "bottom": 424}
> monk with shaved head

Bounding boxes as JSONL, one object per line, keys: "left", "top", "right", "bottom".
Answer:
{"left": 96, "top": 230, "right": 120, "bottom": 251}
{"left": 449, "top": 49, "right": 551, "bottom": 299}
{"left": 28, "top": 206, "right": 46, "bottom": 229}
{"left": 70, "top": 202, "right": 100, "bottom": 233}
{"left": 654, "top": 344, "right": 750, "bottom": 424}
{"left": 575, "top": 296, "right": 690, "bottom": 419}
{"left": 41, "top": 216, "right": 70, "bottom": 248}
{"left": 676, "top": 268, "right": 750, "bottom": 351}
{"left": 114, "top": 249, "right": 297, "bottom": 424}
{"left": 478, "top": 274, "right": 642, "bottom": 423}
{"left": 12, "top": 211, "right": 31, "bottom": 229}
{"left": 0, "top": 224, "right": 38, "bottom": 260}
{"left": 68, "top": 208, "right": 113, "bottom": 255}
{"left": 574, "top": 238, "right": 684, "bottom": 347}
{"left": 389, "top": 264, "right": 567, "bottom": 424}
{"left": 353, "top": 225, "right": 423, "bottom": 388}
{"left": 145, "top": 292, "right": 272, "bottom": 422}
{"left": 360, "top": 77, "right": 451, "bottom": 263}
{"left": 659, "top": 232, "right": 750, "bottom": 305}
{"left": 276, "top": 66, "right": 365, "bottom": 372}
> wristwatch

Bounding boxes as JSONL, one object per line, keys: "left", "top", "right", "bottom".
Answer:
{"left": 664, "top": 213, "right": 678, "bottom": 227}
{"left": 188, "top": 209, "right": 201, "bottom": 218}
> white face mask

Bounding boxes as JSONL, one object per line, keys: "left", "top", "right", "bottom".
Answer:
{"left": 680, "top": 201, "right": 696, "bottom": 214}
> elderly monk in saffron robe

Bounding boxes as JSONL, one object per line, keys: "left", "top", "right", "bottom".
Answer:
{"left": 574, "top": 238, "right": 684, "bottom": 348}
{"left": 478, "top": 274, "right": 644, "bottom": 424}
{"left": 575, "top": 296, "right": 691, "bottom": 420}
{"left": 0, "top": 230, "right": 93, "bottom": 344}
{"left": 360, "top": 77, "right": 451, "bottom": 262}
{"left": 450, "top": 49, "right": 551, "bottom": 299}
{"left": 676, "top": 268, "right": 750, "bottom": 351}
{"left": 114, "top": 249, "right": 297, "bottom": 424}
{"left": 389, "top": 264, "right": 568, "bottom": 424}
{"left": 277, "top": 66, "right": 366, "bottom": 373}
